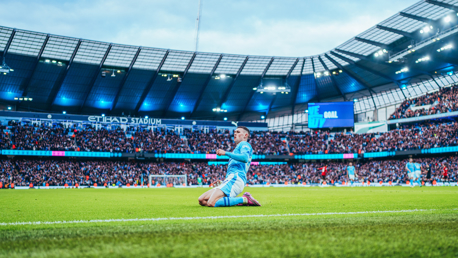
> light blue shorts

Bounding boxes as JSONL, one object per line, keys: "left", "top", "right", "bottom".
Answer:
{"left": 215, "top": 173, "right": 244, "bottom": 197}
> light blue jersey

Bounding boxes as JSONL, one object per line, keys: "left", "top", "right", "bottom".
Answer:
{"left": 406, "top": 162, "right": 415, "bottom": 174}
{"left": 226, "top": 141, "right": 253, "bottom": 184}
{"left": 347, "top": 166, "right": 355, "bottom": 176}
{"left": 414, "top": 163, "right": 422, "bottom": 178}
{"left": 414, "top": 163, "right": 421, "bottom": 173}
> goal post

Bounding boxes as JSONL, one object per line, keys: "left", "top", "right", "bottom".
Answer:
{"left": 148, "top": 175, "right": 187, "bottom": 187}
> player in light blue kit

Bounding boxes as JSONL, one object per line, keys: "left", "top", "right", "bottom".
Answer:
{"left": 413, "top": 162, "right": 422, "bottom": 187}
{"left": 347, "top": 162, "right": 358, "bottom": 186}
{"left": 406, "top": 158, "right": 416, "bottom": 188}
{"left": 198, "top": 126, "right": 261, "bottom": 207}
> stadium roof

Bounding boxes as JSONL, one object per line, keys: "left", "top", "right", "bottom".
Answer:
{"left": 1, "top": 0, "right": 458, "bottom": 121}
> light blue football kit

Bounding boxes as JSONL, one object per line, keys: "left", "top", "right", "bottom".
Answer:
{"left": 406, "top": 162, "right": 415, "bottom": 178}
{"left": 214, "top": 141, "right": 253, "bottom": 207}
{"left": 413, "top": 162, "right": 422, "bottom": 186}
{"left": 347, "top": 166, "right": 356, "bottom": 185}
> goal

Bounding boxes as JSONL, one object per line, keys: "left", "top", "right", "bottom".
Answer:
{"left": 148, "top": 175, "right": 187, "bottom": 187}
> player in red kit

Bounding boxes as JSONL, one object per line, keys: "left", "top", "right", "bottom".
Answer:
{"left": 318, "top": 165, "right": 328, "bottom": 185}
{"left": 443, "top": 164, "right": 449, "bottom": 186}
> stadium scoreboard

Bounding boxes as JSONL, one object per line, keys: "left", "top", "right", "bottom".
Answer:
{"left": 308, "top": 102, "right": 354, "bottom": 129}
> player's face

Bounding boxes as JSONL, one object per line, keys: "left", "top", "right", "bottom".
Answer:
{"left": 409, "top": 158, "right": 413, "bottom": 162}
{"left": 233, "top": 128, "right": 247, "bottom": 143}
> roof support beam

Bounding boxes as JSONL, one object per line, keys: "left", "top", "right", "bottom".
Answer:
{"left": 218, "top": 56, "right": 249, "bottom": 109}
{"left": 20, "top": 34, "right": 50, "bottom": 96}
{"left": 190, "top": 54, "right": 223, "bottom": 117}
{"left": 325, "top": 54, "right": 376, "bottom": 94}
{"left": 399, "top": 12, "right": 435, "bottom": 24}
{"left": 161, "top": 52, "right": 197, "bottom": 117}
{"left": 79, "top": 44, "right": 112, "bottom": 113}
{"left": 325, "top": 53, "right": 376, "bottom": 108}
{"left": 291, "top": 58, "right": 305, "bottom": 116}
{"left": 330, "top": 51, "right": 399, "bottom": 83}
{"left": 425, "top": 0, "right": 458, "bottom": 12}
{"left": 1, "top": 29, "right": 16, "bottom": 58}
{"left": 310, "top": 58, "right": 320, "bottom": 102}
{"left": 265, "top": 58, "right": 299, "bottom": 117}
{"left": 135, "top": 50, "right": 169, "bottom": 114}
{"left": 110, "top": 47, "right": 142, "bottom": 112}
{"left": 237, "top": 57, "right": 274, "bottom": 121}
{"left": 46, "top": 39, "right": 82, "bottom": 110}
{"left": 354, "top": 37, "right": 389, "bottom": 49}
{"left": 376, "top": 25, "right": 415, "bottom": 38}
{"left": 334, "top": 49, "right": 369, "bottom": 60}
{"left": 318, "top": 56, "right": 347, "bottom": 101}
{"left": 429, "top": 75, "right": 442, "bottom": 89}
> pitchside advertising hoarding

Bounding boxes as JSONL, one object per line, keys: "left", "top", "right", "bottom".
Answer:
{"left": 308, "top": 102, "right": 354, "bottom": 129}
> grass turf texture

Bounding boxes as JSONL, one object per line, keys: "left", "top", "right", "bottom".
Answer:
{"left": 1, "top": 187, "right": 457, "bottom": 257}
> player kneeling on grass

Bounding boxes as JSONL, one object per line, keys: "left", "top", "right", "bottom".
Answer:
{"left": 198, "top": 126, "right": 261, "bottom": 207}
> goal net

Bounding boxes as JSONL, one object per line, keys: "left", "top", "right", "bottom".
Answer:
{"left": 148, "top": 175, "right": 187, "bottom": 187}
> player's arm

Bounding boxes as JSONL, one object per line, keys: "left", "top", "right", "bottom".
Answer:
{"left": 216, "top": 146, "right": 250, "bottom": 163}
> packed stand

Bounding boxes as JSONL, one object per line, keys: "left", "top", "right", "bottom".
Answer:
{"left": 10, "top": 122, "right": 77, "bottom": 151}
{"left": 0, "top": 157, "right": 455, "bottom": 187}
{"left": 389, "top": 87, "right": 458, "bottom": 119}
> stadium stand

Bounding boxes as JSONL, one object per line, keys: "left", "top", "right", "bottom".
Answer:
{"left": 1, "top": 157, "right": 455, "bottom": 187}
{"left": 2, "top": 120, "right": 458, "bottom": 154}
{"left": 389, "top": 87, "right": 458, "bottom": 120}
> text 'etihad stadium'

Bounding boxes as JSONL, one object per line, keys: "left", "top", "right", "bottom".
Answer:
{"left": 88, "top": 116, "right": 162, "bottom": 125}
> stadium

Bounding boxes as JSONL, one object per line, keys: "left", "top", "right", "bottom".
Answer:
{"left": 1, "top": 0, "right": 458, "bottom": 257}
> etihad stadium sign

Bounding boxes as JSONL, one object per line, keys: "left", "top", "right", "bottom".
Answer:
{"left": 88, "top": 116, "right": 162, "bottom": 125}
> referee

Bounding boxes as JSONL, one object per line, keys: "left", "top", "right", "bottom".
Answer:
{"left": 424, "top": 163, "right": 432, "bottom": 185}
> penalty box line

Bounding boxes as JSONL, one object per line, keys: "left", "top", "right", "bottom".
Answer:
{"left": 1, "top": 208, "right": 455, "bottom": 226}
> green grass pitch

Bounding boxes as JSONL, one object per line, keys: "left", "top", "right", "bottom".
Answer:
{"left": 1, "top": 187, "right": 458, "bottom": 257}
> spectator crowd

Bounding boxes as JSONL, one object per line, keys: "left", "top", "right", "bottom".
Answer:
{"left": 3, "top": 120, "right": 458, "bottom": 155}
{"left": 389, "top": 86, "right": 458, "bottom": 119}
{"left": 0, "top": 157, "right": 455, "bottom": 188}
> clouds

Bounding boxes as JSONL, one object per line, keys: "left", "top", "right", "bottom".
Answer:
{"left": 0, "top": 0, "right": 419, "bottom": 56}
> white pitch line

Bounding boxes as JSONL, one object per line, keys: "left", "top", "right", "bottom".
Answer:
{"left": 0, "top": 208, "right": 450, "bottom": 226}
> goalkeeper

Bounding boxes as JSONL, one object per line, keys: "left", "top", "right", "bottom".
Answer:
{"left": 198, "top": 126, "right": 261, "bottom": 207}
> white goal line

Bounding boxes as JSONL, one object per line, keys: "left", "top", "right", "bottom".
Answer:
{"left": 1, "top": 208, "right": 454, "bottom": 226}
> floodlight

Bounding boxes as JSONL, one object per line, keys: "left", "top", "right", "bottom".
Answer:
{"left": 7, "top": 106, "right": 11, "bottom": 110}
{"left": 102, "top": 114, "right": 105, "bottom": 117}
{"left": 220, "top": 74, "right": 226, "bottom": 79}
{"left": 444, "top": 16, "right": 452, "bottom": 23}
{"left": 224, "top": 117, "right": 227, "bottom": 121}
{"left": 63, "top": 111, "right": 66, "bottom": 114}
{"left": 261, "top": 115, "right": 265, "bottom": 119}
{"left": 181, "top": 116, "right": 185, "bottom": 120}
{"left": 145, "top": 116, "right": 148, "bottom": 119}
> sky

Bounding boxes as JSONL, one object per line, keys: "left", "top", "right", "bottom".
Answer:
{"left": 0, "top": 0, "right": 419, "bottom": 57}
